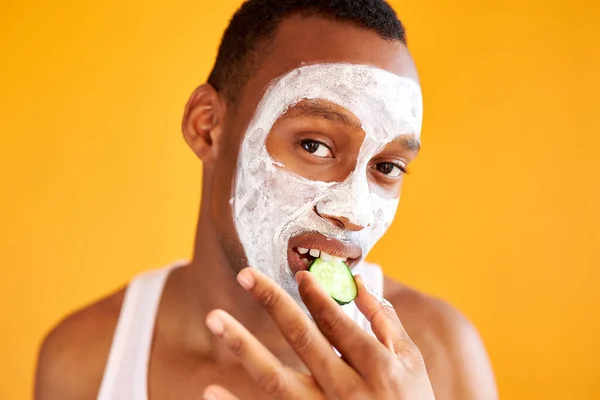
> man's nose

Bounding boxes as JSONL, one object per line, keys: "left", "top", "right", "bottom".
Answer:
{"left": 315, "top": 207, "right": 367, "bottom": 232}
{"left": 314, "top": 172, "right": 375, "bottom": 231}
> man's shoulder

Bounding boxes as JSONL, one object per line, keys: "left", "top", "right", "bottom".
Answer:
{"left": 383, "top": 276, "right": 497, "bottom": 398}
{"left": 35, "top": 287, "right": 126, "bottom": 400}
{"left": 383, "top": 276, "right": 471, "bottom": 344}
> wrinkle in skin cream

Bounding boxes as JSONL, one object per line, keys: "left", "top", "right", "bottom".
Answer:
{"left": 233, "top": 63, "right": 423, "bottom": 306}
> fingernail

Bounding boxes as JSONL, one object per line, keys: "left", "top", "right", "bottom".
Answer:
{"left": 359, "top": 276, "right": 376, "bottom": 296}
{"left": 237, "top": 269, "right": 255, "bottom": 290}
{"left": 386, "top": 339, "right": 395, "bottom": 353}
{"left": 203, "top": 391, "right": 218, "bottom": 400}
{"left": 359, "top": 276, "right": 394, "bottom": 309}
{"left": 205, "top": 314, "right": 224, "bottom": 335}
{"left": 295, "top": 271, "right": 306, "bottom": 285}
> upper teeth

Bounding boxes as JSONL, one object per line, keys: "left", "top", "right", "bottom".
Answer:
{"left": 322, "top": 251, "right": 346, "bottom": 263}
{"left": 297, "top": 248, "right": 346, "bottom": 263}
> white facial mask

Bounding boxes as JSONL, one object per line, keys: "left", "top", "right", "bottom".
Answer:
{"left": 232, "top": 63, "right": 422, "bottom": 304}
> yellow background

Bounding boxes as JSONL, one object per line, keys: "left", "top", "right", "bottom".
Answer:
{"left": 1, "top": 0, "right": 599, "bottom": 398}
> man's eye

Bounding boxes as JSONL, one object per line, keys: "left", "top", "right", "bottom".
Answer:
{"left": 375, "top": 162, "right": 405, "bottom": 177}
{"left": 301, "top": 140, "right": 332, "bottom": 158}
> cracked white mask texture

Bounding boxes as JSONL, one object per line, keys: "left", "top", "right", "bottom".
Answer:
{"left": 232, "top": 63, "right": 423, "bottom": 304}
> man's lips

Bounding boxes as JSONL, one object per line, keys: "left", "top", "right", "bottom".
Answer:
{"left": 287, "top": 232, "right": 362, "bottom": 275}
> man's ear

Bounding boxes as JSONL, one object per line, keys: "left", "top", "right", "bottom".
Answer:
{"left": 182, "top": 83, "right": 226, "bottom": 163}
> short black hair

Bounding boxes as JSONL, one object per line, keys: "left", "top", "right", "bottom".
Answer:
{"left": 207, "top": 0, "right": 407, "bottom": 103}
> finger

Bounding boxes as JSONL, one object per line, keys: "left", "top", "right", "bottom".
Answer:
{"left": 203, "top": 385, "right": 240, "bottom": 400}
{"left": 205, "top": 309, "right": 298, "bottom": 398}
{"left": 353, "top": 276, "right": 416, "bottom": 359}
{"left": 295, "top": 270, "right": 390, "bottom": 377}
{"left": 236, "top": 268, "right": 356, "bottom": 392}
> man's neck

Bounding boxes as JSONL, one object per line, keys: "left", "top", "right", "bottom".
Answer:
{"left": 157, "top": 218, "right": 303, "bottom": 368}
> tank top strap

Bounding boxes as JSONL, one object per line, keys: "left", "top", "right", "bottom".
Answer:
{"left": 355, "top": 261, "right": 384, "bottom": 296}
{"left": 342, "top": 261, "right": 384, "bottom": 335}
{"left": 97, "top": 261, "right": 185, "bottom": 400}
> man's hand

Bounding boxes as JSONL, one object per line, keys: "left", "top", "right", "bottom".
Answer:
{"left": 203, "top": 268, "right": 435, "bottom": 400}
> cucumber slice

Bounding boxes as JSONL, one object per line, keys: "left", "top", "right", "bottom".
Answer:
{"left": 308, "top": 257, "right": 357, "bottom": 305}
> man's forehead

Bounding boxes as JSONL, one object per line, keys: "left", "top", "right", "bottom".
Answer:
{"left": 273, "top": 62, "right": 419, "bottom": 92}
{"left": 258, "top": 63, "right": 423, "bottom": 141}
{"left": 232, "top": 15, "right": 419, "bottom": 138}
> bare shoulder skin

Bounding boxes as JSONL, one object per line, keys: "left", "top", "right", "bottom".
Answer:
{"left": 35, "top": 289, "right": 125, "bottom": 400}
{"left": 384, "top": 276, "right": 498, "bottom": 399}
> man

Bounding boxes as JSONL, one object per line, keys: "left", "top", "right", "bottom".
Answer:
{"left": 35, "top": 0, "right": 497, "bottom": 399}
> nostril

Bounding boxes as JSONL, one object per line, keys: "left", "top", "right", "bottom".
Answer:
{"left": 314, "top": 206, "right": 346, "bottom": 229}
{"left": 329, "top": 217, "right": 345, "bottom": 229}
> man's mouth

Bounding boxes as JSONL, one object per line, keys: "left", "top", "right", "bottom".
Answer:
{"left": 287, "top": 232, "right": 362, "bottom": 275}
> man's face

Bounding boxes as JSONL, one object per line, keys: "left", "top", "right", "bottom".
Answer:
{"left": 210, "top": 15, "right": 421, "bottom": 303}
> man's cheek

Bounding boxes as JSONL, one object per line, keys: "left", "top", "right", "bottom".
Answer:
{"left": 377, "top": 202, "right": 397, "bottom": 230}
{"left": 268, "top": 171, "right": 324, "bottom": 205}
{"left": 366, "top": 198, "right": 399, "bottom": 243}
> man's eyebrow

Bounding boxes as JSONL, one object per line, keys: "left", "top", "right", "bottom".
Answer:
{"left": 280, "top": 100, "right": 362, "bottom": 129}
{"left": 398, "top": 135, "right": 421, "bottom": 152}
{"left": 386, "top": 134, "right": 421, "bottom": 152}
{"left": 280, "top": 100, "right": 421, "bottom": 151}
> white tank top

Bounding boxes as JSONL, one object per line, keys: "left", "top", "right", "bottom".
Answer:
{"left": 97, "top": 261, "right": 384, "bottom": 400}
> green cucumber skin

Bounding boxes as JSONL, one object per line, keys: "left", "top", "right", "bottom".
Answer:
{"left": 334, "top": 296, "right": 354, "bottom": 306}
{"left": 308, "top": 258, "right": 358, "bottom": 305}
